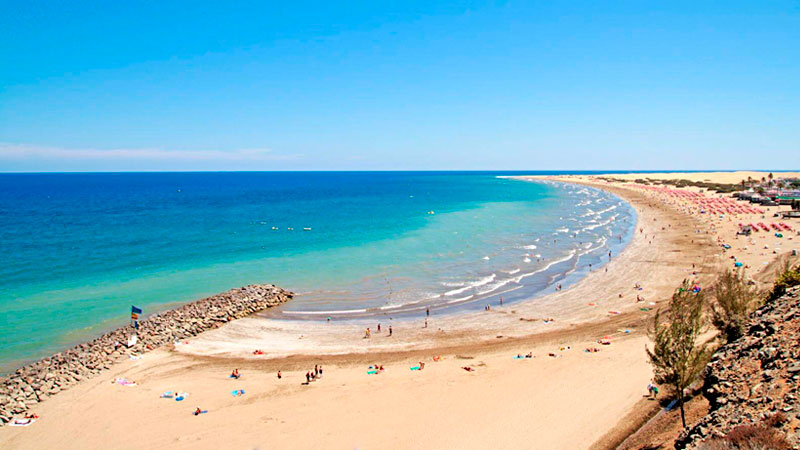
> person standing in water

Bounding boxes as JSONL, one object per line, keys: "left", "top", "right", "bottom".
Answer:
{"left": 389, "top": 325, "right": 393, "bottom": 336}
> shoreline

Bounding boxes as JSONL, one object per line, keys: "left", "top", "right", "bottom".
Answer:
{"left": 173, "top": 176, "right": 715, "bottom": 361}
{"left": 0, "top": 285, "right": 292, "bottom": 424}
{"left": 2, "top": 171, "right": 797, "bottom": 449}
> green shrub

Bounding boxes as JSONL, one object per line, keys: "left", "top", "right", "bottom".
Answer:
{"left": 710, "top": 269, "right": 759, "bottom": 342}
{"left": 767, "top": 261, "right": 800, "bottom": 301}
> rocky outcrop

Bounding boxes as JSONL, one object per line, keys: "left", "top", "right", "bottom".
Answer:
{"left": 0, "top": 284, "right": 292, "bottom": 426}
{"left": 676, "top": 286, "right": 800, "bottom": 448}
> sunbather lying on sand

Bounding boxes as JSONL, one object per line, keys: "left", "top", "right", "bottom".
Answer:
{"left": 461, "top": 366, "right": 475, "bottom": 372}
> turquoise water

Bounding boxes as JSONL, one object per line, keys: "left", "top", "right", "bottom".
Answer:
{"left": 0, "top": 172, "right": 635, "bottom": 372}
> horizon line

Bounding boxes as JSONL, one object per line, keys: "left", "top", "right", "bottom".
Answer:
{"left": 0, "top": 169, "right": 798, "bottom": 175}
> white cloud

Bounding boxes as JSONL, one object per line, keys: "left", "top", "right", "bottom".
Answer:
{"left": 0, "top": 142, "right": 299, "bottom": 161}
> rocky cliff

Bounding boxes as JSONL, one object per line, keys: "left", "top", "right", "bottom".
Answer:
{"left": 677, "top": 286, "right": 800, "bottom": 449}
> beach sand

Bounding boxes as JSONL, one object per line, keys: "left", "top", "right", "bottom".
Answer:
{"left": 2, "top": 172, "right": 797, "bottom": 450}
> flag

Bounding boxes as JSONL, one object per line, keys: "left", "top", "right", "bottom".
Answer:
{"left": 131, "top": 305, "right": 142, "bottom": 314}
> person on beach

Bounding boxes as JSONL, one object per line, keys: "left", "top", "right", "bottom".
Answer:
{"left": 499, "top": 296, "right": 503, "bottom": 306}
{"left": 424, "top": 318, "right": 428, "bottom": 328}
{"left": 426, "top": 307, "right": 430, "bottom": 317}
{"left": 231, "top": 369, "right": 240, "bottom": 379}
{"left": 314, "top": 365, "right": 319, "bottom": 377}
{"left": 377, "top": 323, "right": 381, "bottom": 333}
{"left": 194, "top": 407, "right": 203, "bottom": 416}
{"left": 365, "top": 328, "right": 371, "bottom": 338}
{"left": 389, "top": 325, "right": 392, "bottom": 336}
{"left": 319, "top": 366, "right": 323, "bottom": 377}
{"left": 277, "top": 370, "right": 282, "bottom": 379}
{"left": 305, "top": 371, "right": 311, "bottom": 384}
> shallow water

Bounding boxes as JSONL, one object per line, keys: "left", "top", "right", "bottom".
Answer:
{"left": 0, "top": 172, "right": 634, "bottom": 372}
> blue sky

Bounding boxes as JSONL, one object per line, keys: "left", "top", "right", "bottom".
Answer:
{"left": 1, "top": 1, "right": 798, "bottom": 171}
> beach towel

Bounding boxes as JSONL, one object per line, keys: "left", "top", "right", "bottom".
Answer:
{"left": 513, "top": 355, "right": 525, "bottom": 359}
{"left": 193, "top": 410, "right": 208, "bottom": 416}
{"left": 409, "top": 366, "right": 420, "bottom": 371}
{"left": 175, "top": 393, "right": 188, "bottom": 401}
{"left": 367, "top": 370, "right": 378, "bottom": 375}
{"left": 231, "top": 389, "right": 245, "bottom": 397}
{"left": 160, "top": 391, "right": 174, "bottom": 399}
{"left": 10, "top": 418, "right": 37, "bottom": 427}
{"left": 113, "top": 377, "right": 136, "bottom": 387}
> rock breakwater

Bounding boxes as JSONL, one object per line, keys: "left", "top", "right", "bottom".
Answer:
{"left": 0, "top": 284, "right": 292, "bottom": 426}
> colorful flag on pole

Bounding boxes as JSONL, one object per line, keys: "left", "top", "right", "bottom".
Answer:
{"left": 132, "top": 306, "right": 142, "bottom": 314}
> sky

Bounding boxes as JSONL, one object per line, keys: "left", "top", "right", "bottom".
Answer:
{"left": 1, "top": 1, "right": 798, "bottom": 171}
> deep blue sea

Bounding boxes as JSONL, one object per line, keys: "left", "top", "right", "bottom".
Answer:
{"left": 0, "top": 171, "right": 636, "bottom": 372}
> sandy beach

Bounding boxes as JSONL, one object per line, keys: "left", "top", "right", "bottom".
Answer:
{"left": 2, "top": 172, "right": 797, "bottom": 450}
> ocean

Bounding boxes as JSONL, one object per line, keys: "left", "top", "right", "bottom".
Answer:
{"left": 0, "top": 171, "right": 635, "bottom": 372}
